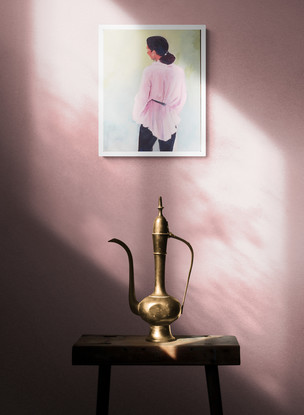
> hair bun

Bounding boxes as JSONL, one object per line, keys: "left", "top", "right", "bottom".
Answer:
{"left": 160, "top": 52, "right": 175, "bottom": 65}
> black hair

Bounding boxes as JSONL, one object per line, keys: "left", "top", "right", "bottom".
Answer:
{"left": 146, "top": 36, "right": 175, "bottom": 65}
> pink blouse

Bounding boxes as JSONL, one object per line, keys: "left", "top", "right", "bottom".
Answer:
{"left": 133, "top": 61, "right": 187, "bottom": 141}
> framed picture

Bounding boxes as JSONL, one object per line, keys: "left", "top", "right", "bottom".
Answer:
{"left": 98, "top": 25, "right": 206, "bottom": 157}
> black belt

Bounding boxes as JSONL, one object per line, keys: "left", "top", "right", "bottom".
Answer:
{"left": 152, "top": 99, "right": 166, "bottom": 106}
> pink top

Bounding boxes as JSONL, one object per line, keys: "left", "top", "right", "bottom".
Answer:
{"left": 133, "top": 61, "right": 187, "bottom": 141}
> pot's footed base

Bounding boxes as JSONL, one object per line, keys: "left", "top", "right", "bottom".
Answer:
{"left": 146, "top": 325, "right": 176, "bottom": 343}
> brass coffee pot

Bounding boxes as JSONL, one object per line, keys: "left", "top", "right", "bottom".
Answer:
{"left": 109, "top": 197, "right": 193, "bottom": 343}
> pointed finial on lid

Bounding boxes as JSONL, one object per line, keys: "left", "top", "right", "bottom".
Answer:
{"left": 158, "top": 196, "right": 164, "bottom": 216}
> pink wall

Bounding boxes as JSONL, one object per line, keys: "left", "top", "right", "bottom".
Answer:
{"left": 1, "top": 0, "right": 303, "bottom": 413}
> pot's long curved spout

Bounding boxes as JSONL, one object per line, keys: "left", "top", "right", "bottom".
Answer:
{"left": 108, "top": 239, "right": 139, "bottom": 315}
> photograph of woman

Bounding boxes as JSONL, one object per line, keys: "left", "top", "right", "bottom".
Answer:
{"left": 133, "top": 36, "right": 187, "bottom": 152}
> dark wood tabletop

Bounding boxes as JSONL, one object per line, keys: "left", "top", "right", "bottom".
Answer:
{"left": 72, "top": 335, "right": 240, "bottom": 366}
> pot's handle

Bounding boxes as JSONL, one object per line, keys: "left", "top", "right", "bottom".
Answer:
{"left": 169, "top": 232, "right": 194, "bottom": 313}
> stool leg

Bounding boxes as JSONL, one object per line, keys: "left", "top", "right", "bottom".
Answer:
{"left": 205, "top": 365, "right": 223, "bottom": 415}
{"left": 96, "top": 364, "right": 111, "bottom": 415}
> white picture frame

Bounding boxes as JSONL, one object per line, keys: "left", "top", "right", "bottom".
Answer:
{"left": 99, "top": 25, "right": 206, "bottom": 157}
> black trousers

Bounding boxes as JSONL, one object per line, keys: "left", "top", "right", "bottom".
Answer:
{"left": 138, "top": 125, "right": 176, "bottom": 152}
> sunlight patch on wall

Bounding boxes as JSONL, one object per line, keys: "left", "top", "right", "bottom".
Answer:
{"left": 28, "top": 0, "right": 137, "bottom": 277}
{"left": 171, "top": 91, "right": 288, "bottom": 408}
{"left": 31, "top": 0, "right": 97, "bottom": 107}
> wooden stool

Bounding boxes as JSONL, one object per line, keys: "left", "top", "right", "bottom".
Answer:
{"left": 72, "top": 335, "right": 240, "bottom": 415}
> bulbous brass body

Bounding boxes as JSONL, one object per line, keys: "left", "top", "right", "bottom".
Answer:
{"left": 109, "top": 197, "right": 193, "bottom": 343}
{"left": 138, "top": 295, "right": 181, "bottom": 342}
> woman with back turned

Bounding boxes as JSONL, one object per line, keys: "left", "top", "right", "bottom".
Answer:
{"left": 133, "top": 36, "right": 187, "bottom": 152}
